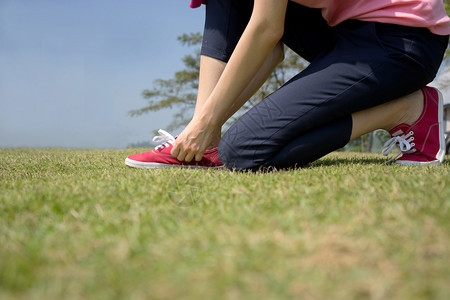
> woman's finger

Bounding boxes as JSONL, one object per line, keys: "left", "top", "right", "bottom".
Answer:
{"left": 171, "top": 141, "right": 181, "bottom": 158}
{"left": 176, "top": 147, "right": 187, "bottom": 162}
{"left": 184, "top": 151, "right": 195, "bottom": 163}
{"left": 195, "top": 151, "right": 205, "bottom": 162}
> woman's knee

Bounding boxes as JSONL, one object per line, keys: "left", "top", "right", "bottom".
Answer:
{"left": 218, "top": 129, "right": 264, "bottom": 171}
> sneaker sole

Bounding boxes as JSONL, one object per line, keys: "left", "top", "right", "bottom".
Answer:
{"left": 395, "top": 87, "right": 445, "bottom": 166}
{"left": 125, "top": 158, "right": 223, "bottom": 169}
{"left": 436, "top": 88, "right": 446, "bottom": 163}
{"left": 396, "top": 159, "right": 441, "bottom": 166}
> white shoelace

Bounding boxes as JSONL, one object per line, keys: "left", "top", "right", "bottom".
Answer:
{"left": 153, "top": 129, "right": 175, "bottom": 150}
{"left": 380, "top": 131, "right": 416, "bottom": 163}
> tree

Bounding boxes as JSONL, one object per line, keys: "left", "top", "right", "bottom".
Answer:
{"left": 129, "top": 33, "right": 308, "bottom": 133}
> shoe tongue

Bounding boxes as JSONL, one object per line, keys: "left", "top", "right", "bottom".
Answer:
{"left": 389, "top": 124, "right": 409, "bottom": 137}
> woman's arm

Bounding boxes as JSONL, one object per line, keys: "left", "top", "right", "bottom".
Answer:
{"left": 172, "top": 0, "right": 289, "bottom": 162}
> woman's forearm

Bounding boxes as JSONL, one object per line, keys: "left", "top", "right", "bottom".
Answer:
{"left": 223, "top": 41, "right": 284, "bottom": 122}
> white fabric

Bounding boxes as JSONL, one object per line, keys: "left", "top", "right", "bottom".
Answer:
{"left": 380, "top": 131, "right": 416, "bottom": 162}
{"left": 152, "top": 129, "right": 175, "bottom": 150}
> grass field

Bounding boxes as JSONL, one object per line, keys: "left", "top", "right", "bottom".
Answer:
{"left": 0, "top": 148, "right": 449, "bottom": 300}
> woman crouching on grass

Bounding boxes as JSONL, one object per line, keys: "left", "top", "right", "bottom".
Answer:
{"left": 126, "top": 0, "right": 449, "bottom": 170}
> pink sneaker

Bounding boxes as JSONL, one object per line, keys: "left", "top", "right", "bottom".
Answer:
{"left": 381, "top": 86, "right": 445, "bottom": 165}
{"left": 125, "top": 129, "right": 223, "bottom": 169}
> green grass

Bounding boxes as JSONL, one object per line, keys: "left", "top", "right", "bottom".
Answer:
{"left": 0, "top": 148, "right": 449, "bottom": 300}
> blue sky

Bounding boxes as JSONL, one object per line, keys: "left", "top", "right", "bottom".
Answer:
{"left": 0, "top": 0, "right": 204, "bottom": 148}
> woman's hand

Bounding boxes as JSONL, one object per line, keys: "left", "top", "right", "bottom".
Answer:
{"left": 171, "top": 115, "right": 221, "bottom": 162}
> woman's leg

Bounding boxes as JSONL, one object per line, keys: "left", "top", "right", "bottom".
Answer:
{"left": 194, "top": 55, "right": 226, "bottom": 115}
{"left": 266, "top": 87, "right": 442, "bottom": 169}
{"left": 264, "top": 90, "right": 424, "bottom": 169}
{"left": 351, "top": 86, "right": 445, "bottom": 165}
{"left": 219, "top": 21, "right": 448, "bottom": 171}
{"left": 350, "top": 90, "right": 423, "bottom": 141}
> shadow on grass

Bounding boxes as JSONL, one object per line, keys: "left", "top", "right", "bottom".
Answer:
{"left": 311, "top": 157, "right": 387, "bottom": 167}
{"left": 307, "top": 154, "right": 450, "bottom": 169}
{"left": 263, "top": 154, "right": 450, "bottom": 172}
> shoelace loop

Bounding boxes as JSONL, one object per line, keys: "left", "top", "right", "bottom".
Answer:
{"left": 380, "top": 131, "right": 416, "bottom": 163}
{"left": 153, "top": 129, "right": 175, "bottom": 150}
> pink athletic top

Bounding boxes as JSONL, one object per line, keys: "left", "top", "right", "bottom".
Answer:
{"left": 293, "top": 0, "right": 450, "bottom": 35}
{"left": 189, "top": 0, "right": 205, "bottom": 9}
{"left": 189, "top": 0, "right": 450, "bottom": 35}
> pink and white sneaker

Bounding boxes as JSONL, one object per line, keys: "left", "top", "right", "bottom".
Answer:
{"left": 381, "top": 86, "right": 445, "bottom": 165}
{"left": 125, "top": 129, "right": 223, "bottom": 169}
